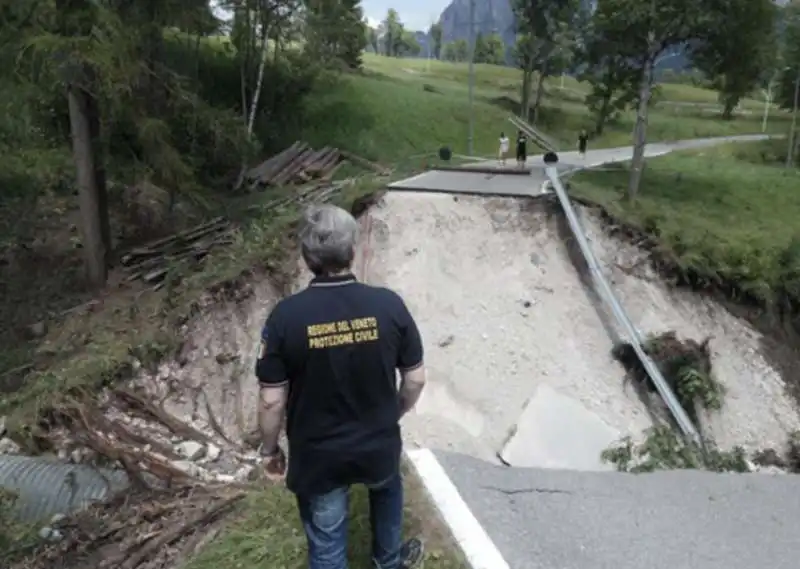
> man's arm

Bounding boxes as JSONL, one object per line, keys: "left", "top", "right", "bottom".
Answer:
{"left": 399, "top": 365, "right": 426, "bottom": 417}
{"left": 258, "top": 384, "right": 287, "bottom": 454}
{"left": 255, "top": 309, "right": 289, "bottom": 455}
{"left": 395, "top": 296, "right": 426, "bottom": 417}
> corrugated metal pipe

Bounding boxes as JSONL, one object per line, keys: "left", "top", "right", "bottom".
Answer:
{"left": 0, "top": 455, "right": 129, "bottom": 522}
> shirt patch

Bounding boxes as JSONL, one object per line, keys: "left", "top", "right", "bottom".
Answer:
{"left": 259, "top": 338, "right": 267, "bottom": 359}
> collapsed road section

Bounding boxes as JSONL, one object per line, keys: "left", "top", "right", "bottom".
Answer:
{"left": 358, "top": 189, "right": 800, "bottom": 469}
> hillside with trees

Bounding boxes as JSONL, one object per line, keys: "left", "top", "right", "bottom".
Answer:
{"left": 4, "top": 0, "right": 800, "bottom": 564}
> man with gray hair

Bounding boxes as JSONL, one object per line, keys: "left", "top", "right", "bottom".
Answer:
{"left": 256, "top": 203, "right": 427, "bottom": 569}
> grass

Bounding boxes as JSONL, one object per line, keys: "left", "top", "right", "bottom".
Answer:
{"left": 186, "top": 466, "right": 466, "bottom": 569}
{"left": 362, "top": 53, "right": 771, "bottom": 111}
{"left": 570, "top": 139, "right": 800, "bottom": 307}
{"left": 345, "top": 54, "right": 789, "bottom": 157}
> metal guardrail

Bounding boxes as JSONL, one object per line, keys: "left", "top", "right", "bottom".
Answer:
{"left": 543, "top": 166, "right": 701, "bottom": 444}
{"left": 508, "top": 115, "right": 559, "bottom": 154}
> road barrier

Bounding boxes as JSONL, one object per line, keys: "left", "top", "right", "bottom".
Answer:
{"left": 543, "top": 165, "right": 701, "bottom": 444}
{"left": 508, "top": 115, "right": 559, "bottom": 153}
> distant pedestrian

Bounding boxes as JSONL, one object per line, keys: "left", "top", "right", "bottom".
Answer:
{"left": 498, "top": 132, "right": 509, "bottom": 165}
{"left": 256, "top": 204, "right": 427, "bottom": 569}
{"left": 516, "top": 129, "right": 528, "bottom": 167}
{"left": 578, "top": 129, "right": 589, "bottom": 159}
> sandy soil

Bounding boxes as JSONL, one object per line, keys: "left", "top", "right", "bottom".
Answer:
{"left": 151, "top": 280, "right": 284, "bottom": 445}
{"left": 361, "top": 192, "right": 654, "bottom": 462}
{"left": 358, "top": 191, "right": 800, "bottom": 462}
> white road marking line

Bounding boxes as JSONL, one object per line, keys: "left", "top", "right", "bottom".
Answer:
{"left": 406, "top": 448, "right": 511, "bottom": 569}
{"left": 388, "top": 172, "right": 430, "bottom": 187}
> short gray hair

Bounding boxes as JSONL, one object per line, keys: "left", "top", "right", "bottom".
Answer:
{"left": 300, "top": 204, "right": 359, "bottom": 275}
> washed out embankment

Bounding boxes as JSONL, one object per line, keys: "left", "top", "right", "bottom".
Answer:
{"left": 359, "top": 191, "right": 653, "bottom": 468}
{"left": 357, "top": 190, "right": 800, "bottom": 468}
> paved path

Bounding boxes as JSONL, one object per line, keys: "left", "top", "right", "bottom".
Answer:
{"left": 388, "top": 134, "right": 773, "bottom": 196}
{"left": 435, "top": 450, "right": 800, "bottom": 569}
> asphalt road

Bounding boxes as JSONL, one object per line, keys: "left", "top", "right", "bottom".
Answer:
{"left": 435, "top": 450, "right": 800, "bottom": 569}
{"left": 388, "top": 134, "right": 773, "bottom": 196}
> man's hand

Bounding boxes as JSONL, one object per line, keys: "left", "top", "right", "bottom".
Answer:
{"left": 261, "top": 446, "right": 287, "bottom": 482}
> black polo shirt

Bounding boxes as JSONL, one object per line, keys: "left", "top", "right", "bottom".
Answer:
{"left": 256, "top": 273, "right": 423, "bottom": 497}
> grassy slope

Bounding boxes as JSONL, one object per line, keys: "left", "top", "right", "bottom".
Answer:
{"left": 571, "top": 139, "right": 800, "bottom": 305}
{"left": 342, "top": 54, "right": 787, "bottom": 154}
{"left": 2, "top": 54, "right": 790, "bottom": 566}
{"left": 186, "top": 466, "right": 465, "bottom": 569}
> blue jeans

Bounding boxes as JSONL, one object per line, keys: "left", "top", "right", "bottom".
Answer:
{"left": 296, "top": 472, "right": 404, "bottom": 569}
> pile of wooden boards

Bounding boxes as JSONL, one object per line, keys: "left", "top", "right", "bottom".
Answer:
{"left": 245, "top": 142, "right": 342, "bottom": 189}
{"left": 245, "top": 141, "right": 388, "bottom": 190}
{"left": 120, "top": 217, "right": 234, "bottom": 287}
{"left": 121, "top": 181, "right": 350, "bottom": 288}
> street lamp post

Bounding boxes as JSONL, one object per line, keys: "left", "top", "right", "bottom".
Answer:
{"left": 467, "top": 0, "right": 475, "bottom": 155}
{"left": 787, "top": 71, "right": 800, "bottom": 168}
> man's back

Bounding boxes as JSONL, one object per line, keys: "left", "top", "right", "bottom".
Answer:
{"left": 255, "top": 204, "right": 428, "bottom": 567}
{"left": 262, "top": 274, "right": 422, "bottom": 445}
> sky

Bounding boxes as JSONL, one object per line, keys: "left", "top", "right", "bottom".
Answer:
{"left": 210, "top": 0, "right": 451, "bottom": 35}
{"left": 362, "top": 0, "right": 451, "bottom": 32}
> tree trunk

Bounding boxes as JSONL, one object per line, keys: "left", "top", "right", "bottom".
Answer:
{"left": 721, "top": 89, "right": 738, "bottom": 120}
{"left": 628, "top": 57, "right": 654, "bottom": 200}
{"left": 595, "top": 93, "right": 610, "bottom": 135}
{"left": 520, "top": 69, "right": 533, "bottom": 121}
{"left": 246, "top": 28, "right": 270, "bottom": 137}
{"left": 532, "top": 71, "right": 547, "bottom": 126}
{"left": 85, "top": 93, "right": 111, "bottom": 260}
{"left": 68, "top": 86, "right": 107, "bottom": 288}
{"left": 234, "top": 23, "right": 272, "bottom": 191}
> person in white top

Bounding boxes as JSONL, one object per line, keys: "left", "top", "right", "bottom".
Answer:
{"left": 498, "top": 132, "right": 509, "bottom": 165}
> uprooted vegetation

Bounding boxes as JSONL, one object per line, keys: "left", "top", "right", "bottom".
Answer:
{"left": 608, "top": 330, "right": 800, "bottom": 473}
{"left": 612, "top": 331, "right": 725, "bottom": 424}
{"left": 601, "top": 426, "right": 750, "bottom": 473}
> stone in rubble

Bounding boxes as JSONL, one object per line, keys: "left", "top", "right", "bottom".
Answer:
{"left": 175, "top": 440, "right": 206, "bottom": 461}
{"left": 172, "top": 460, "right": 213, "bottom": 481}
{"left": 0, "top": 437, "right": 20, "bottom": 454}
{"left": 234, "top": 465, "right": 257, "bottom": 481}
{"left": 205, "top": 443, "right": 221, "bottom": 462}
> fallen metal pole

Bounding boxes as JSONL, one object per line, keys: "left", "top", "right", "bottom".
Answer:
{"left": 544, "top": 166, "right": 701, "bottom": 443}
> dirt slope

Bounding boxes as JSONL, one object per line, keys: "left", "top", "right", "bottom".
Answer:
{"left": 361, "top": 192, "right": 653, "bottom": 463}
{"left": 360, "top": 191, "right": 800, "bottom": 462}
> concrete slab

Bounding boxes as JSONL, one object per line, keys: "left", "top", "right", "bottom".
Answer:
{"left": 498, "top": 384, "right": 621, "bottom": 470}
{"left": 387, "top": 170, "right": 544, "bottom": 197}
{"left": 432, "top": 165, "right": 531, "bottom": 175}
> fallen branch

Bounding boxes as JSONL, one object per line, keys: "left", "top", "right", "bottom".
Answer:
{"left": 120, "top": 492, "right": 245, "bottom": 569}
{"left": 113, "top": 388, "right": 213, "bottom": 444}
{"left": 201, "top": 391, "right": 239, "bottom": 449}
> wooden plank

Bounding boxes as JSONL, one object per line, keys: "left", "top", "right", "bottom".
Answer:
{"left": 246, "top": 141, "right": 300, "bottom": 181}
{"left": 338, "top": 149, "right": 389, "bottom": 175}
{"left": 309, "top": 148, "right": 339, "bottom": 175}
{"left": 316, "top": 151, "right": 342, "bottom": 178}
{"left": 271, "top": 148, "right": 315, "bottom": 186}
{"left": 261, "top": 141, "right": 309, "bottom": 185}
